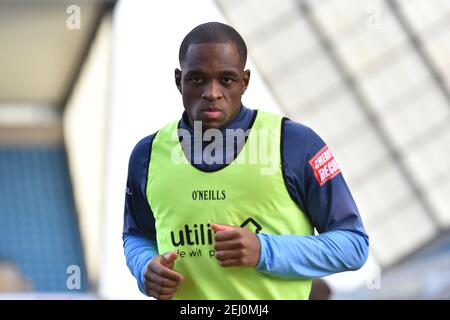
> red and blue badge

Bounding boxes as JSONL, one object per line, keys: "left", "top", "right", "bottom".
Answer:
{"left": 309, "top": 146, "right": 341, "bottom": 186}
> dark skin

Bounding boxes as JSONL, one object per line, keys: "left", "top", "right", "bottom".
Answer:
{"left": 143, "top": 42, "right": 261, "bottom": 300}
{"left": 176, "top": 42, "right": 250, "bottom": 129}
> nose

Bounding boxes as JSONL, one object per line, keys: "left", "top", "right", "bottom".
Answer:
{"left": 201, "top": 80, "right": 223, "bottom": 101}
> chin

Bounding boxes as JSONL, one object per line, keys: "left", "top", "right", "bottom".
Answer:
{"left": 202, "top": 121, "right": 223, "bottom": 129}
{"left": 198, "top": 115, "right": 227, "bottom": 129}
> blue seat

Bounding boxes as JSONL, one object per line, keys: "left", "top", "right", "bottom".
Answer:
{"left": 0, "top": 145, "right": 88, "bottom": 292}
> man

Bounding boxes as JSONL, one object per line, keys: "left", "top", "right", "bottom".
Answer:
{"left": 123, "top": 22, "right": 368, "bottom": 300}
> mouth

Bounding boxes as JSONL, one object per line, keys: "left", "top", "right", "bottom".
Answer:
{"left": 200, "top": 107, "right": 223, "bottom": 119}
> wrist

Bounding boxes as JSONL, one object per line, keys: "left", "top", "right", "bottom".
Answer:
{"left": 139, "top": 256, "right": 156, "bottom": 295}
{"left": 255, "top": 233, "right": 267, "bottom": 269}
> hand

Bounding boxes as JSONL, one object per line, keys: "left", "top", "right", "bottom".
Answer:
{"left": 143, "top": 252, "right": 184, "bottom": 300}
{"left": 211, "top": 223, "right": 261, "bottom": 267}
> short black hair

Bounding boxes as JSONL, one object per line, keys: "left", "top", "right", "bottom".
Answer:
{"left": 179, "top": 22, "right": 247, "bottom": 68}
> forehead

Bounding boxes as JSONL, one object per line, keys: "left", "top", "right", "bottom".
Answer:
{"left": 182, "top": 43, "right": 242, "bottom": 70}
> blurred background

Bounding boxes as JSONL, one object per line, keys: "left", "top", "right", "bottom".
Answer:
{"left": 0, "top": 0, "right": 449, "bottom": 299}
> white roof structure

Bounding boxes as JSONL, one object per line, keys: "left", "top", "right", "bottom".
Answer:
{"left": 217, "top": 0, "right": 450, "bottom": 268}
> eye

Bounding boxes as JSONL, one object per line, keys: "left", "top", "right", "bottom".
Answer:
{"left": 192, "top": 76, "right": 203, "bottom": 83}
{"left": 222, "top": 77, "right": 234, "bottom": 84}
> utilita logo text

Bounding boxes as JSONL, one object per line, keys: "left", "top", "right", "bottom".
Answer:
{"left": 171, "top": 223, "right": 214, "bottom": 247}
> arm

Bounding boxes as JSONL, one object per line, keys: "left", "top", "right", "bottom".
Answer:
{"left": 123, "top": 233, "right": 184, "bottom": 298}
{"left": 257, "top": 230, "right": 368, "bottom": 278}
{"left": 212, "top": 225, "right": 368, "bottom": 278}
{"left": 212, "top": 121, "right": 369, "bottom": 278}
{"left": 123, "top": 135, "right": 183, "bottom": 298}
{"left": 256, "top": 121, "right": 369, "bottom": 277}
{"left": 123, "top": 233, "right": 158, "bottom": 294}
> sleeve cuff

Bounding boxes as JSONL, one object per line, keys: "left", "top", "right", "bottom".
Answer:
{"left": 138, "top": 256, "right": 155, "bottom": 296}
{"left": 256, "top": 233, "right": 268, "bottom": 271}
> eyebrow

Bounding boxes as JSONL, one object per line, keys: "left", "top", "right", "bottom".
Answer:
{"left": 184, "top": 70, "right": 205, "bottom": 77}
{"left": 184, "top": 69, "right": 240, "bottom": 77}
{"left": 220, "top": 70, "right": 239, "bottom": 76}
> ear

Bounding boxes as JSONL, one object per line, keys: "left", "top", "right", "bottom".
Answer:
{"left": 242, "top": 69, "right": 250, "bottom": 95}
{"left": 175, "top": 68, "right": 182, "bottom": 94}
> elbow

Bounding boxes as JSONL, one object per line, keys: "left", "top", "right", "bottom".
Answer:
{"left": 348, "top": 251, "right": 368, "bottom": 271}
{"left": 348, "top": 234, "right": 369, "bottom": 271}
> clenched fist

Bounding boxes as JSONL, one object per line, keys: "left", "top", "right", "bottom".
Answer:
{"left": 211, "top": 223, "right": 261, "bottom": 267}
{"left": 143, "top": 252, "right": 184, "bottom": 300}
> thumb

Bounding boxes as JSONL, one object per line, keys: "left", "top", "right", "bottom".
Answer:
{"left": 210, "top": 223, "right": 235, "bottom": 233}
{"left": 161, "top": 251, "right": 178, "bottom": 267}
